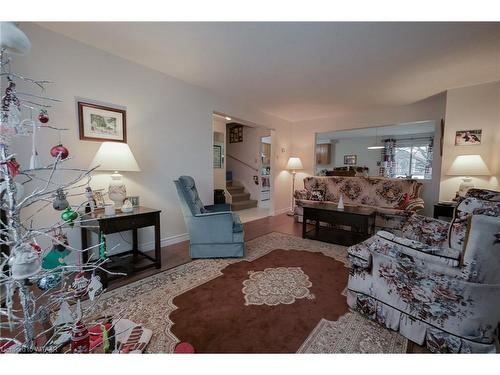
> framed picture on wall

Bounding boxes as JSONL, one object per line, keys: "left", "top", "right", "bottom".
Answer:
{"left": 213, "top": 145, "right": 223, "bottom": 168}
{"left": 78, "top": 101, "right": 127, "bottom": 142}
{"left": 344, "top": 155, "right": 357, "bottom": 165}
{"left": 455, "top": 129, "right": 482, "bottom": 146}
{"left": 229, "top": 124, "right": 243, "bottom": 143}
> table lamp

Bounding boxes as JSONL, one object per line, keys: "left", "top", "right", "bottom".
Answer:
{"left": 90, "top": 142, "right": 141, "bottom": 207}
{"left": 447, "top": 154, "right": 490, "bottom": 197}
{"left": 286, "top": 157, "right": 304, "bottom": 216}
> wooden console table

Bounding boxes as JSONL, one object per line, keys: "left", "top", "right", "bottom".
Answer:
{"left": 80, "top": 206, "right": 161, "bottom": 286}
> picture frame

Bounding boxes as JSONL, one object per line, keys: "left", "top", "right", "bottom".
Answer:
{"left": 213, "top": 145, "right": 223, "bottom": 168}
{"left": 344, "top": 154, "right": 357, "bottom": 165}
{"left": 127, "top": 196, "right": 140, "bottom": 207}
{"left": 455, "top": 129, "right": 482, "bottom": 146}
{"left": 93, "top": 191, "right": 105, "bottom": 208}
{"left": 78, "top": 101, "right": 127, "bottom": 142}
{"left": 229, "top": 124, "right": 243, "bottom": 143}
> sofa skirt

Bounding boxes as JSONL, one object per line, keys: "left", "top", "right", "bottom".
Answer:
{"left": 346, "top": 290, "right": 498, "bottom": 353}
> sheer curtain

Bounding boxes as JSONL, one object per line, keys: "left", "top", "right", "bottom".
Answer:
{"left": 379, "top": 139, "right": 396, "bottom": 177}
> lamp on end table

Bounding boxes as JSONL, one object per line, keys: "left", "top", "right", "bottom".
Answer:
{"left": 286, "top": 157, "right": 304, "bottom": 216}
{"left": 447, "top": 154, "right": 490, "bottom": 197}
{"left": 90, "top": 142, "right": 141, "bottom": 208}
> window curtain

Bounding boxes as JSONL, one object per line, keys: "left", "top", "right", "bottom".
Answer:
{"left": 424, "top": 138, "right": 433, "bottom": 179}
{"left": 379, "top": 138, "right": 396, "bottom": 177}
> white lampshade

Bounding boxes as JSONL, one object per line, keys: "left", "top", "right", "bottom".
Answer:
{"left": 447, "top": 155, "right": 490, "bottom": 176}
{"left": 90, "top": 142, "right": 141, "bottom": 172}
{"left": 286, "top": 157, "right": 304, "bottom": 170}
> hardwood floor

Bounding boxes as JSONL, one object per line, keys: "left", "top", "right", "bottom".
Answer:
{"left": 108, "top": 213, "right": 310, "bottom": 290}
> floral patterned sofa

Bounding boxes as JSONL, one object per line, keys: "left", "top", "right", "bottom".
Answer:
{"left": 294, "top": 176, "right": 424, "bottom": 232}
{"left": 347, "top": 188, "right": 500, "bottom": 353}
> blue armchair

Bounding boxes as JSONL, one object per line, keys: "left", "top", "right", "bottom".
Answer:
{"left": 174, "top": 176, "right": 245, "bottom": 258}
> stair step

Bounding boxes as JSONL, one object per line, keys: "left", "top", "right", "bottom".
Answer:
{"left": 227, "top": 186, "right": 244, "bottom": 194}
{"left": 231, "top": 192, "right": 251, "bottom": 202}
{"left": 231, "top": 199, "right": 258, "bottom": 211}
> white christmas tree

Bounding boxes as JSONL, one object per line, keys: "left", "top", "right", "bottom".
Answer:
{"left": 0, "top": 22, "right": 120, "bottom": 353}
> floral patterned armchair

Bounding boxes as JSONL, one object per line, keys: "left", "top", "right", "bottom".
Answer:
{"left": 347, "top": 188, "right": 500, "bottom": 353}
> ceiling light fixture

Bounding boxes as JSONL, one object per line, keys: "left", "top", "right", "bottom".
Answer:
{"left": 367, "top": 127, "right": 384, "bottom": 150}
{"left": 225, "top": 116, "right": 232, "bottom": 121}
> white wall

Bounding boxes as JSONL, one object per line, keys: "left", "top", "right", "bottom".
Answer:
{"left": 226, "top": 126, "right": 271, "bottom": 202}
{"left": 440, "top": 81, "right": 500, "bottom": 200}
{"left": 12, "top": 23, "right": 292, "bottom": 255}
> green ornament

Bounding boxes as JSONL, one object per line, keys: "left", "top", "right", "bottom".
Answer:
{"left": 42, "top": 245, "right": 70, "bottom": 270}
{"left": 61, "top": 207, "right": 78, "bottom": 226}
{"left": 99, "top": 233, "right": 107, "bottom": 260}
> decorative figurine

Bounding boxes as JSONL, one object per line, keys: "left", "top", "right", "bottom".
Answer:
{"left": 71, "top": 272, "right": 90, "bottom": 299}
{"left": 9, "top": 245, "right": 41, "bottom": 280}
{"left": 52, "top": 188, "right": 69, "bottom": 211}
{"left": 71, "top": 320, "right": 90, "bottom": 353}
{"left": 120, "top": 198, "right": 133, "bottom": 213}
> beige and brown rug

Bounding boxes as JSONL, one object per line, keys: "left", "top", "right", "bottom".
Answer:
{"left": 86, "top": 232, "right": 407, "bottom": 353}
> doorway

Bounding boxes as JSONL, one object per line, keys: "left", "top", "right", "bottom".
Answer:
{"left": 212, "top": 113, "right": 273, "bottom": 223}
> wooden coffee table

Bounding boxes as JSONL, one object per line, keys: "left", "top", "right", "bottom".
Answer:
{"left": 301, "top": 202, "right": 375, "bottom": 246}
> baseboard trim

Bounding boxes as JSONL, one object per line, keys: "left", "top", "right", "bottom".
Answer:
{"left": 273, "top": 207, "right": 292, "bottom": 216}
{"left": 139, "top": 233, "right": 190, "bottom": 251}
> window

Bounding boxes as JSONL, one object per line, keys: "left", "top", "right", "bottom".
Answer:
{"left": 394, "top": 142, "right": 432, "bottom": 179}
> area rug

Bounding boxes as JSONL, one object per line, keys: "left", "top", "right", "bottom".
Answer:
{"left": 86, "top": 232, "right": 408, "bottom": 353}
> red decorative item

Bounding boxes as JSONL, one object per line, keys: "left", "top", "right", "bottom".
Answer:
{"left": 38, "top": 109, "right": 49, "bottom": 124}
{"left": 5, "top": 158, "right": 20, "bottom": 178}
{"left": 50, "top": 144, "right": 69, "bottom": 160}
{"left": 30, "top": 242, "right": 42, "bottom": 253}
{"left": 72, "top": 272, "right": 89, "bottom": 298}
{"left": 71, "top": 320, "right": 90, "bottom": 353}
{"left": 396, "top": 193, "right": 410, "bottom": 210}
{"left": 174, "top": 342, "right": 195, "bottom": 354}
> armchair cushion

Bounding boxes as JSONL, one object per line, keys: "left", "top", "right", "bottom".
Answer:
{"left": 232, "top": 213, "right": 244, "bottom": 233}
{"left": 178, "top": 175, "right": 208, "bottom": 215}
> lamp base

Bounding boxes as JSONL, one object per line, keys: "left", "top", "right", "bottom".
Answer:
{"left": 458, "top": 176, "right": 474, "bottom": 197}
{"left": 108, "top": 171, "right": 126, "bottom": 207}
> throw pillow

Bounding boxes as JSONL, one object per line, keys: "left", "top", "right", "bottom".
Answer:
{"left": 310, "top": 189, "right": 325, "bottom": 201}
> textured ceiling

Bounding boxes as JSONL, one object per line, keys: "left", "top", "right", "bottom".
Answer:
{"left": 38, "top": 22, "right": 500, "bottom": 122}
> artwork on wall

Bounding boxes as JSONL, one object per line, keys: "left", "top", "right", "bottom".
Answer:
{"left": 455, "top": 129, "right": 482, "bottom": 146}
{"left": 344, "top": 154, "right": 357, "bottom": 165}
{"left": 78, "top": 101, "right": 127, "bottom": 142}
{"left": 213, "top": 145, "right": 223, "bottom": 168}
{"left": 229, "top": 124, "right": 243, "bottom": 143}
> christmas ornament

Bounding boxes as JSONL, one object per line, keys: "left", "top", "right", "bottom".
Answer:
{"left": 37, "top": 109, "right": 49, "bottom": 123}
{"left": 99, "top": 232, "right": 107, "bottom": 260}
{"left": 71, "top": 321, "right": 90, "bottom": 353}
{"left": 41, "top": 243, "right": 69, "bottom": 270}
{"left": 87, "top": 274, "right": 103, "bottom": 301}
{"left": 61, "top": 207, "right": 78, "bottom": 226}
{"left": 71, "top": 272, "right": 89, "bottom": 298}
{"left": 8, "top": 245, "right": 41, "bottom": 280}
{"left": 4, "top": 158, "right": 20, "bottom": 177}
{"left": 36, "top": 273, "right": 61, "bottom": 291}
{"left": 52, "top": 188, "right": 69, "bottom": 211}
{"left": 30, "top": 241, "right": 41, "bottom": 253}
{"left": 29, "top": 119, "right": 41, "bottom": 169}
{"left": 0, "top": 22, "right": 31, "bottom": 55}
{"left": 53, "top": 301, "right": 73, "bottom": 326}
{"left": 50, "top": 143, "right": 69, "bottom": 160}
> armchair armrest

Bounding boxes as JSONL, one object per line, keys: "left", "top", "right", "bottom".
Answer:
{"left": 204, "top": 203, "right": 231, "bottom": 212}
{"left": 191, "top": 211, "right": 238, "bottom": 243}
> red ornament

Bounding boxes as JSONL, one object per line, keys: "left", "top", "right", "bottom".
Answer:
{"left": 71, "top": 320, "right": 90, "bottom": 353}
{"left": 3, "top": 158, "right": 20, "bottom": 178}
{"left": 38, "top": 109, "right": 49, "bottom": 123}
{"left": 50, "top": 144, "right": 69, "bottom": 160}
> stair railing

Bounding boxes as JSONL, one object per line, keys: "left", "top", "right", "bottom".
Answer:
{"left": 226, "top": 154, "right": 259, "bottom": 172}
